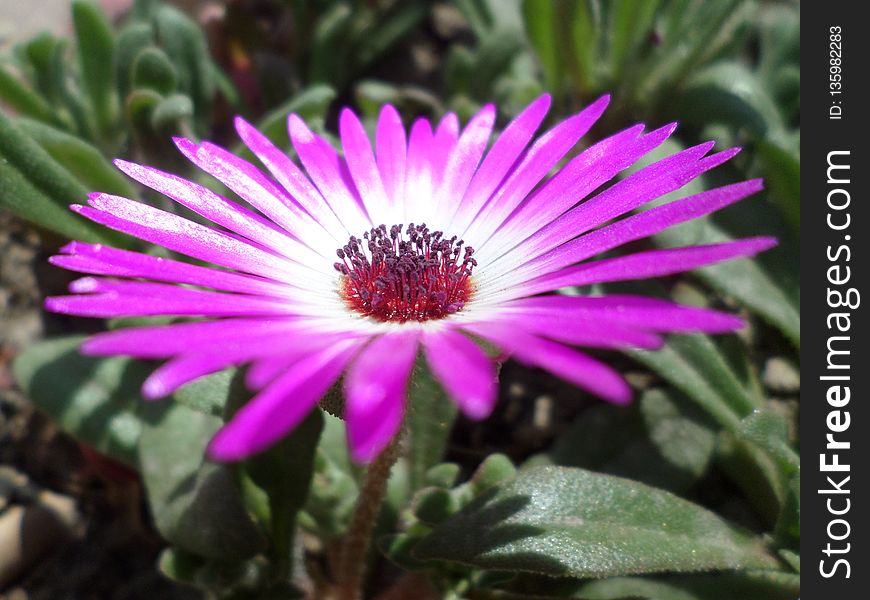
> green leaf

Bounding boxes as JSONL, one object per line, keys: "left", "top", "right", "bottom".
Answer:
{"left": 356, "top": 3, "right": 429, "bottom": 71}
{"left": 115, "top": 23, "right": 154, "bottom": 99}
{"left": 152, "top": 5, "right": 214, "bottom": 127}
{"left": 407, "top": 360, "right": 459, "bottom": 491}
{"left": 629, "top": 334, "right": 759, "bottom": 430}
{"left": 0, "top": 64, "right": 56, "bottom": 123}
{"left": 15, "top": 117, "right": 136, "bottom": 197}
{"left": 299, "top": 413, "right": 359, "bottom": 537}
{"left": 131, "top": 46, "right": 178, "bottom": 95}
{"left": 150, "top": 93, "right": 194, "bottom": 130}
{"left": 72, "top": 0, "right": 117, "bottom": 136}
{"left": 172, "top": 367, "right": 238, "bottom": 417}
{"left": 535, "top": 389, "right": 717, "bottom": 494}
{"left": 13, "top": 335, "right": 148, "bottom": 467}
{"left": 675, "top": 62, "right": 784, "bottom": 138}
{"left": 232, "top": 381, "right": 324, "bottom": 577}
{"left": 757, "top": 140, "right": 799, "bottom": 232}
{"left": 0, "top": 111, "right": 121, "bottom": 242}
{"left": 414, "top": 466, "right": 778, "bottom": 578}
{"left": 737, "top": 409, "right": 799, "bottom": 474}
{"left": 138, "top": 401, "right": 265, "bottom": 560}
{"left": 522, "top": 0, "right": 562, "bottom": 93}
{"left": 608, "top": 0, "right": 660, "bottom": 80}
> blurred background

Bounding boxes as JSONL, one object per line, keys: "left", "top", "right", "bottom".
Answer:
{"left": 1, "top": 1, "right": 799, "bottom": 598}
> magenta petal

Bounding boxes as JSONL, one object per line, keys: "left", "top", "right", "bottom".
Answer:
{"left": 465, "top": 323, "right": 632, "bottom": 404}
{"left": 375, "top": 104, "right": 407, "bottom": 208}
{"left": 431, "top": 113, "right": 460, "bottom": 184}
{"left": 340, "top": 108, "right": 391, "bottom": 223}
{"left": 484, "top": 141, "right": 724, "bottom": 273}
{"left": 112, "top": 159, "right": 314, "bottom": 262}
{"left": 433, "top": 104, "right": 496, "bottom": 218}
{"left": 486, "top": 122, "right": 676, "bottom": 255}
{"left": 403, "top": 118, "right": 435, "bottom": 223}
{"left": 482, "top": 312, "right": 663, "bottom": 350}
{"left": 446, "top": 95, "right": 550, "bottom": 222}
{"left": 345, "top": 331, "right": 419, "bottom": 462}
{"left": 459, "top": 95, "right": 610, "bottom": 240}
{"left": 74, "top": 195, "right": 306, "bottom": 284}
{"left": 49, "top": 242, "right": 292, "bottom": 297}
{"left": 502, "top": 179, "right": 765, "bottom": 284}
{"left": 46, "top": 278, "right": 297, "bottom": 318}
{"left": 515, "top": 237, "right": 779, "bottom": 298}
{"left": 288, "top": 113, "right": 371, "bottom": 232}
{"left": 208, "top": 340, "right": 362, "bottom": 461}
{"left": 81, "top": 318, "right": 303, "bottom": 358}
{"left": 422, "top": 329, "right": 497, "bottom": 419}
{"left": 234, "top": 116, "right": 349, "bottom": 241}
{"left": 504, "top": 295, "right": 745, "bottom": 334}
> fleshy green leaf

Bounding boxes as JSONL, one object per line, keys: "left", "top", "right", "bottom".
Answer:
{"left": 72, "top": 0, "right": 117, "bottom": 136}
{"left": 131, "top": 46, "right": 178, "bottom": 95}
{"left": 150, "top": 93, "right": 194, "bottom": 130}
{"left": 138, "top": 401, "right": 266, "bottom": 560}
{"left": 0, "top": 110, "right": 121, "bottom": 243}
{"left": 15, "top": 117, "right": 136, "bottom": 197}
{"left": 172, "top": 367, "right": 238, "bottom": 417}
{"left": 152, "top": 5, "right": 214, "bottom": 127}
{"left": 407, "top": 360, "right": 459, "bottom": 491}
{"left": 522, "top": 0, "right": 562, "bottom": 93}
{"left": 12, "top": 335, "right": 148, "bottom": 467}
{"left": 115, "top": 23, "right": 154, "bottom": 99}
{"left": 0, "top": 64, "right": 56, "bottom": 123}
{"left": 537, "top": 390, "right": 717, "bottom": 494}
{"left": 414, "top": 465, "right": 779, "bottom": 578}
{"left": 229, "top": 382, "right": 324, "bottom": 576}
{"left": 629, "top": 334, "right": 759, "bottom": 430}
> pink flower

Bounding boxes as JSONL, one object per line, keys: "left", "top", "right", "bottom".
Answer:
{"left": 46, "top": 95, "right": 775, "bottom": 462}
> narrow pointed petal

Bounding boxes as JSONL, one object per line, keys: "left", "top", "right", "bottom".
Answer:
{"left": 288, "top": 113, "right": 371, "bottom": 233}
{"left": 74, "top": 195, "right": 312, "bottom": 284}
{"left": 422, "top": 328, "right": 497, "bottom": 419}
{"left": 502, "top": 295, "right": 745, "bottom": 334}
{"left": 234, "top": 116, "right": 349, "bottom": 241}
{"left": 340, "top": 108, "right": 392, "bottom": 224}
{"left": 481, "top": 143, "right": 735, "bottom": 277}
{"left": 459, "top": 95, "right": 611, "bottom": 241}
{"left": 479, "top": 122, "right": 676, "bottom": 260}
{"left": 49, "top": 242, "right": 294, "bottom": 296}
{"left": 375, "top": 104, "right": 407, "bottom": 208}
{"left": 345, "top": 331, "right": 419, "bottom": 462}
{"left": 432, "top": 105, "right": 496, "bottom": 221}
{"left": 445, "top": 95, "right": 550, "bottom": 224}
{"left": 173, "top": 138, "right": 335, "bottom": 258}
{"left": 403, "top": 118, "right": 435, "bottom": 224}
{"left": 508, "top": 237, "right": 778, "bottom": 300}
{"left": 493, "top": 179, "right": 764, "bottom": 287}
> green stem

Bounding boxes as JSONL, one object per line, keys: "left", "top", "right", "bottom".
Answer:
{"left": 336, "top": 435, "right": 402, "bottom": 600}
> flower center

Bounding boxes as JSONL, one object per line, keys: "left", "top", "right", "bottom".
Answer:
{"left": 334, "top": 223, "right": 477, "bottom": 323}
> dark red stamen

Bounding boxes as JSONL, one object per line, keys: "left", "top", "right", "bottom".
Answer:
{"left": 335, "top": 223, "right": 476, "bottom": 323}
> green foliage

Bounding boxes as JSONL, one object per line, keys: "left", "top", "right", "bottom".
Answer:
{"left": 414, "top": 465, "right": 779, "bottom": 578}
{"left": 13, "top": 335, "right": 149, "bottom": 467}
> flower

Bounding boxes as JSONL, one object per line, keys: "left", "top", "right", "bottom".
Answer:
{"left": 45, "top": 95, "right": 775, "bottom": 462}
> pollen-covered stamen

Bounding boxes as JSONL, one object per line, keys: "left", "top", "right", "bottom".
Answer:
{"left": 334, "top": 223, "right": 477, "bottom": 323}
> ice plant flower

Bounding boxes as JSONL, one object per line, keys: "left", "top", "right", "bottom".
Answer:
{"left": 45, "top": 95, "right": 775, "bottom": 462}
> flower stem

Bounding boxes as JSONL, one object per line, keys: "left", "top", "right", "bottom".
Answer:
{"left": 336, "top": 435, "right": 402, "bottom": 600}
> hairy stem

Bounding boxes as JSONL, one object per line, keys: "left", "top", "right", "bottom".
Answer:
{"left": 336, "top": 436, "right": 402, "bottom": 600}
